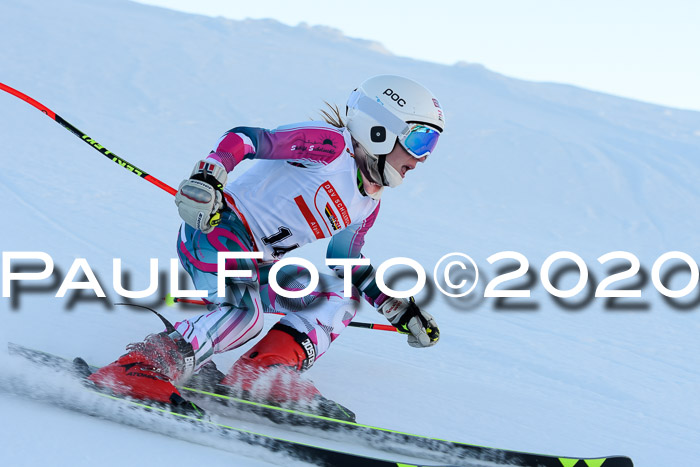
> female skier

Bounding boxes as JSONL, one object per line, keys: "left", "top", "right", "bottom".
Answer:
{"left": 89, "top": 75, "right": 445, "bottom": 420}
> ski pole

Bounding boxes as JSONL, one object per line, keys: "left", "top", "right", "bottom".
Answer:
{"left": 0, "top": 82, "right": 176, "bottom": 195}
{"left": 165, "top": 295, "right": 399, "bottom": 333}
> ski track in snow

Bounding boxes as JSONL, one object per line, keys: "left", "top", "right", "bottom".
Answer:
{"left": 0, "top": 179, "right": 107, "bottom": 256}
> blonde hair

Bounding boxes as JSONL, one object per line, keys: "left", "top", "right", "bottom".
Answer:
{"left": 318, "top": 101, "right": 345, "bottom": 128}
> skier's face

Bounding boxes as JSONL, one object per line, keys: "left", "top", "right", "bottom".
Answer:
{"left": 385, "top": 141, "right": 427, "bottom": 180}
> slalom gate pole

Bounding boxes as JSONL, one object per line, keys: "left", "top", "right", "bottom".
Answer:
{"left": 0, "top": 82, "right": 176, "bottom": 195}
{"left": 166, "top": 295, "right": 399, "bottom": 333}
{"left": 1, "top": 82, "right": 398, "bottom": 334}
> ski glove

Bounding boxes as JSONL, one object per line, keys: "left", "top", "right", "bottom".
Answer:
{"left": 175, "top": 160, "right": 227, "bottom": 234}
{"left": 378, "top": 297, "right": 439, "bottom": 348}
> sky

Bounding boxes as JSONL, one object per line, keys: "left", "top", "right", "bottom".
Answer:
{"left": 133, "top": 0, "right": 700, "bottom": 112}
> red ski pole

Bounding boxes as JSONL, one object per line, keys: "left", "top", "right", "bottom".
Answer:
{"left": 165, "top": 295, "right": 398, "bottom": 333}
{"left": 0, "top": 82, "right": 176, "bottom": 196}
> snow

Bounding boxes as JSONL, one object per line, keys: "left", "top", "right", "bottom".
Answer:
{"left": 2, "top": 0, "right": 700, "bottom": 465}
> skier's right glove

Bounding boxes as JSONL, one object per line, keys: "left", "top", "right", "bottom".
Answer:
{"left": 378, "top": 297, "right": 440, "bottom": 348}
{"left": 175, "top": 160, "right": 227, "bottom": 234}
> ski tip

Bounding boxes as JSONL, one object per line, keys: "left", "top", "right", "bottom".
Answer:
{"left": 164, "top": 293, "right": 176, "bottom": 306}
{"left": 72, "top": 357, "right": 93, "bottom": 378}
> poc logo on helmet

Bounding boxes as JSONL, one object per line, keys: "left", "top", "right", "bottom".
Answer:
{"left": 383, "top": 88, "right": 406, "bottom": 107}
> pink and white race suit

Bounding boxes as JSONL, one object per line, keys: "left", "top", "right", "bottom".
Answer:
{"left": 175, "top": 121, "right": 389, "bottom": 370}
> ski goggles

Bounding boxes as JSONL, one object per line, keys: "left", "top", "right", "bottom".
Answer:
{"left": 348, "top": 90, "right": 441, "bottom": 158}
{"left": 398, "top": 123, "right": 441, "bottom": 158}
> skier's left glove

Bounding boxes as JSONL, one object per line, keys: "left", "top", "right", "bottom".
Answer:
{"left": 378, "top": 297, "right": 439, "bottom": 348}
{"left": 175, "top": 160, "right": 227, "bottom": 234}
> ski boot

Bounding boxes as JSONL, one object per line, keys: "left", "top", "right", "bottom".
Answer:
{"left": 87, "top": 331, "right": 204, "bottom": 418}
{"left": 221, "top": 323, "right": 356, "bottom": 422}
{"left": 182, "top": 359, "right": 226, "bottom": 394}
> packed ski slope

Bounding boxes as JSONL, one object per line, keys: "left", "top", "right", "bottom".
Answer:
{"left": 1, "top": 0, "right": 700, "bottom": 465}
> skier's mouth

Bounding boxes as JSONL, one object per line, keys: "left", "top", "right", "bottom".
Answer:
{"left": 401, "top": 166, "right": 410, "bottom": 177}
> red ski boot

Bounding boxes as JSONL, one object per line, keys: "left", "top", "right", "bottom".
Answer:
{"left": 88, "top": 331, "right": 200, "bottom": 415}
{"left": 221, "top": 324, "right": 355, "bottom": 421}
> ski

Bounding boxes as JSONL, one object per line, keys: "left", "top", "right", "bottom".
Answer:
{"left": 7, "top": 343, "right": 634, "bottom": 467}
{"left": 181, "top": 385, "right": 634, "bottom": 467}
{"left": 5, "top": 343, "right": 454, "bottom": 467}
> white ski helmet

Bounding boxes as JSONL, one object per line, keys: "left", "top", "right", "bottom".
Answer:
{"left": 346, "top": 75, "right": 444, "bottom": 187}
